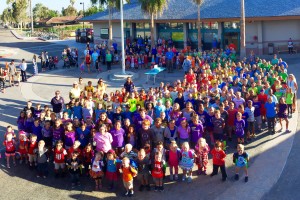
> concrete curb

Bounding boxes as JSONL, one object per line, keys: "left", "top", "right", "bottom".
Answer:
{"left": 10, "top": 30, "right": 47, "bottom": 41}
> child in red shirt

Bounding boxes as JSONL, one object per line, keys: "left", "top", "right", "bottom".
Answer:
{"left": 3, "top": 133, "right": 16, "bottom": 168}
{"left": 151, "top": 151, "right": 165, "bottom": 191}
{"left": 18, "top": 133, "right": 28, "bottom": 164}
{"left": 27, "top": 134, "right": 38, "bottom": 167}
{"left": 210, "top": 141, "right": 227, "bottom": 181}
{"left": 53, "top": 140, "right": 67, "bottom": 177}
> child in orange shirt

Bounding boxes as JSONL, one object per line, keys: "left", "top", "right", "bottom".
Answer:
{"left": 119, "top": 157, "right": 137, "bottom": 197}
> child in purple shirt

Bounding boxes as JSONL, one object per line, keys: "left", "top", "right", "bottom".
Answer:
{"left": 64, "top": 122, "right": 76, "bottom": 150}
{"left": 190, "top": 115, "right": 204, "bottom": 148}
{"left": 235, "top": 112, "right": 246, "bottom": 145}
{"left": 110, "top": 121, "right": 125, "bottom": 156}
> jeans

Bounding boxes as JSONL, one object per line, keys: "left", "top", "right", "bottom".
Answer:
{"left": 37, "top": 162, "right": 48, "bottom": 176}
{"left": 70, "top": 173, "right": 80, "bottom": 183}
{"left": 0, "top": 79, "right": 5, "bottom": 90}
{"left": 166, "top": 59, "right": 173, "bottom": 72}
{"left": 212, "top": 164, "right": 227, "bottom": 179}
{"left": 107, "top": 61, "right": 112, "bottom": 70}
{"left": 21, "top": 70, "right": 27, "bottom": 82}
{"left": 267, "top": 117, "right": 275, "bottom": 133}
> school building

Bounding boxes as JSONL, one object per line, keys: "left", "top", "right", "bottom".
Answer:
{"left": 80, "top": 0, "right": 300, "bottom": 55}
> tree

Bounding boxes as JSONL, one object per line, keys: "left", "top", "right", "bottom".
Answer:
{"left": 82, "top": 5, "right": 104, "bottom": 16}
{"left": 33, "top": 3, "right": 49, "bottom": 21}
{"left": 90, "top": 0, "right": 129, "bottom": 47}
{"left": 1, "top": 8, "right": 13, "bottom": 24}
{"left": 139, "top": 0, "right": 168, "bottom": 49}
{"left": 48, "top": 10, "right": 59, "bottom": 18}
{"left": 7, "top": 0, "right": 28, "bottom": 30}
{"left": 192, "top": 0, "right": 204, "bottom": 51}
{"left": 70, "top": 0, "right": 76, "bottom": 7}
{"left": 62, "top": 5, "right": 78, "bottom": 16}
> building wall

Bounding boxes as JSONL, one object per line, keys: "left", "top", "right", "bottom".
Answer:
{"left": 93, "top": 22, "right": 122, "bottom": 44}
{"left": 93, "top": 20, "right": 300, "bottom": 55}
{"left": 262, "top": 20, "right": 300, "bottom": 53}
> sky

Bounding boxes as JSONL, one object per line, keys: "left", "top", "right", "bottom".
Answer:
{"left": 0, "top": 0, "right": 95, "bottom": 14}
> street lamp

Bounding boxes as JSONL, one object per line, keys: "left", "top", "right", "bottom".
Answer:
{"left": 80, "top": 2, "right": 85, "bottom": 29}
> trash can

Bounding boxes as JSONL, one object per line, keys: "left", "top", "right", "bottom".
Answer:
{"left": 268, "top": 43, "right": 274, "bottom": 55}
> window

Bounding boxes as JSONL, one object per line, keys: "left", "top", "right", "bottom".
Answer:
{"left": 224, "top": 21, "right": 240, "bottom": 29}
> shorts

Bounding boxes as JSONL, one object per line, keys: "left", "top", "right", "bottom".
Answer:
{"left": 255, "top": 116, "right": 262, "bottom": 125}
{"left": 28, "top": 154, "right": 37, "bottom": 163}
{"left": 90, "top": 170, "right": 104, "bottom": 179}
{"left": 106, "top": 171, "right": 118, "bottom": 181}
{"left": 54, "top": 162, "right": 65, "bottom": 170}
{"left": 278, "top": 113, "right": 288, "bottom": 119}
{"left": 153, "top": 177, "right": 163, "bottom": 185}
{"left": 5, "top": 151, "right": 15, "bottom": 157}
{"left": 248, "top": 122, "right": 255, "bottom": 131}
{"left": 137, "top": 172, "right": 149, "bottom": 181}
{"left": 123, "top": 180, "right": 133, "bottom": 190}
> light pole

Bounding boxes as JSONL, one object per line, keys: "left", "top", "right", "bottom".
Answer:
{"left": 29, "top": 0, "right": 34, "bottom": 36}
{"left": 240, "top": 0, "right": 246, "bottom": 59}
{"left": 80, "top": 2, "right": 85, "bottom": 29}
{"left": 120, "top": 0, "right": 126, "bottom": 74}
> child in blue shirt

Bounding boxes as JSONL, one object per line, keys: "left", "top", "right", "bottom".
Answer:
{"left": 72, "top": 101, "right": 83, "bottom": 120}
{"left": 265, "top": 97, "right": 276, "bottom": 134}
{"left": 94, "top": 103, "right": 106, "bottom": 122}
{"left": 76, "top": 123, "right": 91, "bottom": 148}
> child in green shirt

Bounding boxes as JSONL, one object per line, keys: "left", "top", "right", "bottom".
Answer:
{"left": 286, "top": 88, "right": 294, "bottom": 117}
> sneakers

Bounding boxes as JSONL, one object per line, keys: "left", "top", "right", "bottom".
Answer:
{"left": 124, "top": 191, "right": 129, "bottom": 196}
{"left": 182, "top": 176, "right": 186, "bottom": 182}
{"left": 235, "top": 174, "right": 239, "bottom": 180}
{"left": 128, "top": 190, "right": 134, "bottom": 197}
{"left": 154, "top": 186, "right": 158, "bottom": 192}
{"left": 170, "top": 174, "right": 173, "bottom": 181}
{"left": 222, "top": 177, "right": 227, "bottom": 182}
{"left": 197, "top": 170, "right": 202, "bottom": 175}
{"left": 146, "top": 184, "right": 151, "bottom": 191}
{"left": 187, "top": 176, "right": 192, "bottom": 183}
{"left": 159, "top": 186, "right": 164, "bottom": 192}
{"left": 286, "top": 130, "right": 291, "bottom": 133}
{"left": 139, "top": 185, "right": 144, "bottom": 191}
{"left": 174, "top": 175, "right": 178, "bottom": 180}
{"left": 245, "top": 176, "right": 248, "bottom": 182}
{"left": 202, "top": 171, "right": 207, "bottom": 175}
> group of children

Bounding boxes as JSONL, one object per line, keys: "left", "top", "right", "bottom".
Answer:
{"left": 2, "top": 49, "right": 295, "bottom": 196}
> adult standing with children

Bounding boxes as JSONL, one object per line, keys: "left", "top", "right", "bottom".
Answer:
{"left": 106, "top": 50, "right": 112, "bottom": 72}
{"left": 20, "top": 59, "right": 27, "bottom": 82}
{"left": 166, "top": 47, "right": 174, "bottom": 73}
{"left": 8, "top": 60, "right": 16, "bottom": 86}
{"left": 287, "top": 74, "right": 298, "bottom": 112}
{"left": 51, "top": 90, "right": 65, "bottom": 119}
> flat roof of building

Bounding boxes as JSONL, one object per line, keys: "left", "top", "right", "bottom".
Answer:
{"left": 81, "top": 0, "right": 300, "bottom": 22}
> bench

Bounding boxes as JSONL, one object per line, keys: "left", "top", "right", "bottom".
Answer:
{"left": 277, "top": 47, "right": 297, "bottom": 54}
{"left": 144, "top": 65, "right": 166, "bottom": 84}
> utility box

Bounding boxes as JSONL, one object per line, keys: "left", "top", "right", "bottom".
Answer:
{"left": 268, "top": 43, "right": 274, "bottom": 55}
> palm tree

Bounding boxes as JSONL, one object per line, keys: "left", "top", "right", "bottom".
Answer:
{"left": 240, "top": 0, "right": 246, "bottom": 58}
{"left": 139, "top": 0, "right": 168, "bottom": 49}
{"left": 70, "top": 0, "right": 76, "bottom": 7}
{"left": 192, "top": 0, "right": 204, "bottom": 51}
{"left": 91, "top": 0, "right": 129, "bottom": 47}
